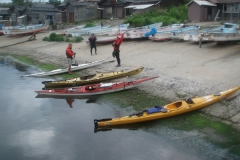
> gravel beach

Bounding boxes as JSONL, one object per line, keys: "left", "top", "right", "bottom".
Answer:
{"left": 1, "top": 20, "right": 240, "bottom": 129}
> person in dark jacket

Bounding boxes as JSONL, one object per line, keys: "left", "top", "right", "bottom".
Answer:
{"left": 66, "top": 43, "right": 76, "bottom": 74}
{"left": 88, "top": 33, "right": 97, "bottom": 55}
{"left": 112, "top": 33, "right": 124, "bottom": 67}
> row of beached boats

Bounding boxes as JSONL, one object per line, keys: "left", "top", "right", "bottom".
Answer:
{"left": 78, "top": 22, "right": 240, "bottom": 46}
{"left": 21, "top": 56, "right": 240, "bottom": 130}
{"left": 1, "top": 21, "right": 239, "bottom": 44}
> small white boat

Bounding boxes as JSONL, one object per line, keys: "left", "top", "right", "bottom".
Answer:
{"left": 124, "top": 22, "right": 163, "bottom": 39}
{"left": 82, "top": 35, "right": 117, "bottom": 46}
{"left": 21, "top": 56, "right": 111, "bottom": 77}
{"left": 171, "top": 25, "right": 200, "bottom": 41}
{"left": 2, "top": 24, "right": 48, "bottom": 37}
{"left": 184, "top": 23, "right": 240, "bottom": 42}
{"left": 148, "top": 23, "right": 184, "bottom": 41}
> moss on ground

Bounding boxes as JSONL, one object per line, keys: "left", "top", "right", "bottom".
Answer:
{"left": 100, "top": 89, "right": 240, "bottom": 157}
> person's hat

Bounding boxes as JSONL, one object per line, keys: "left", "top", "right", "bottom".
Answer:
{"left": 69, "top": 43, "right": 72, "bottom": 46}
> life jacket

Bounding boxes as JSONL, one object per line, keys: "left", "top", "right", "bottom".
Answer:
{"left": 66, "top": 46, "right": 74, "bottom": 58}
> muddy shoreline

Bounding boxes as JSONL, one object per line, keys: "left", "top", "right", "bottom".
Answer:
{"left": 1, "top": 21, "right": 240, "bottom": 131}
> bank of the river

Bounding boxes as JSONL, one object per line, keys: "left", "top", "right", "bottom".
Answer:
{"left": 1, "top": 20, "right": 240, "bottom": 155}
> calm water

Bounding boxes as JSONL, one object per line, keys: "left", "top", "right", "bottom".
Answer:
{"left": 0, "top": 56, "right": 238, "bottom": 160}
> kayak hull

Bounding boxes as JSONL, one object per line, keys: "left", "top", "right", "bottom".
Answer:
{"left": 35, "top": 76, "right": 158, "bottom": 96}
{"left": 22, "top": 56, "right": 111, "bottom": 77}
{"left": 94, "top": 86, "right": 240, "bottom": 127}
{"left": 43, "top": 66, "right": 144, "bottom": 88}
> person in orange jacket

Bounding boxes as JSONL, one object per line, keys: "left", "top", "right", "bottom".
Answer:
{"left": 66, "top": 98, "right": 74, "bottom": 108}
{"left": 66, "top": 43, "right": 76, "bottom": 74}
{"left": 112, "top": 33, "right": 124, "bottom": 67}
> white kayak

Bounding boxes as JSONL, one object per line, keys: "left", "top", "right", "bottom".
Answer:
{"left": 21, "top": 56, "right": 111, "bottom": 77}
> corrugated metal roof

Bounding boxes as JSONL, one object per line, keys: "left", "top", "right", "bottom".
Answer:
{"left": 28, "top": 3, "right": 58, "bottom": 12}
{"left": 125, "top": 4, "right": 154, "bottom": 9}
{"left": 69, "top": 1, "right": 98, "bottom": 7}
{"left": 210, "top": 0, "right": 240, "bottom": 3}
{"left": 187, "top": 0, "right": 216, "bottom": 6}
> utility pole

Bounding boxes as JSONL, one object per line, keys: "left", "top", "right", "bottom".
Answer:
{"left": 115, "top": 0, "right": 117, "bottom": 20}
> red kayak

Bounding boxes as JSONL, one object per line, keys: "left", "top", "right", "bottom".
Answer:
{"left": 35, "top": 76, "right": 158, "bottom": 96}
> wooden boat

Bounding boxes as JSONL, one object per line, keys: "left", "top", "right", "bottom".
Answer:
{"left": 171, "top": 25, "right": 200, "bottom": 41}
{"left": 21, "top": 56, "right": 111, "bottom": 77}
{"left": 124, "top": 22, "right": 163, "bottom": 39}
{"left": 2, "top": 24, "right": 48, "bottom": 37}
{"left": 35, "top": 76, "right": 159, "bottom": 96}
{"left": 184, "top": 23, "right": 240, "bottom": 42}
{"left": 42, "top": 66, "right": 144, "bottom": 88}
{"left": 148, "top": 23, "right": 184, "bottom": 41}
{"left": 94, "top": 86, "right": 240, "bottom": 127}
{"left": 82, "top": 35, "right": 117, "bottom": 46}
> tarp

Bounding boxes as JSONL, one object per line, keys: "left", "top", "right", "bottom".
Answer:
{"left": 125, "top": 4, "right": 154, "bottom": 10}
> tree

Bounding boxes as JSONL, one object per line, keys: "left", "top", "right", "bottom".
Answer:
{"left": 48, "top": 0, "right": 61, "bottom": 7}
{"left": 11, "top": 0, "right": 24, "bottom": 5}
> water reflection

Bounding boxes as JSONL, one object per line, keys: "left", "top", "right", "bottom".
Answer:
{"left": 1, "top": 56, "right": 28, "bottom": 72}
{"left": 35, "top": 94, "right": 99, "bottom": 109}
{"left": 94, "top": 122, "right": 156, "bottom": 133}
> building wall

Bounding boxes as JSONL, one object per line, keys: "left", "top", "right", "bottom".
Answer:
{"left": 188, "top": 2, "right": 202, "bottom": 22}
{"left": 10, "top": 9, "right": 20, "bottom": 25}
{"left": 24, "top": 10, "right": 58, "bottom": 25}
{"left": 66, "top": 5, "right": 98, "bottom": 23}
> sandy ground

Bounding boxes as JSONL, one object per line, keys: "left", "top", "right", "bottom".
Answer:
{"left": 1, "top": 21, "right": 240, "bottom": 129}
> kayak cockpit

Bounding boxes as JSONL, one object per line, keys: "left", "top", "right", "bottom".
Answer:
{"left": 165, "top": 101, "right": 183, "bottom": 110}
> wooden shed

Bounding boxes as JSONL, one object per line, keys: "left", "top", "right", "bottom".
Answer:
{"left": 65, "top": 1, "right": 98, "bottom": 23}
{"left": 209, "top": 0, "right": 240, "bottom": 21}
{"left": 24, "top": 3, "right": 59, "bottom": 25}
{"left": 187, "top": 0, "right": 217, "bottom": 22}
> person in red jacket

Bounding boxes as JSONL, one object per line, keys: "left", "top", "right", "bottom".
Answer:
{"left": 112, "top": 33, "right": 124, "bottom": 67}
{"left": 66, "top": 43, "right": 76, "bottom": 74}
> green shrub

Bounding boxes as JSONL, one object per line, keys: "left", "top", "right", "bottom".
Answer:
{"left": 85, "top": 22, "right": 95, "bottom": 28}
{"left": 65, "top": 37, "right": 70, "bottom": 42}
{"left": 42, "top": 36, "right": 49, "bottom": 41}
{"left": 49, "top": 32, "right": 57, "bottom": 41}
{"left": 74, "top": 36, "right": 82, "bottom": 43}
{"left": 124, "top": 5, "right": 187, "bottom": 27}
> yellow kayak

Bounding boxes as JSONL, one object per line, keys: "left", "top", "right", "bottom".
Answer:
{"left": 94, "top": 86, "right": 240, "bottom": 127}
{"left": 42, "top": 66, "right": 144, "bottom": 88}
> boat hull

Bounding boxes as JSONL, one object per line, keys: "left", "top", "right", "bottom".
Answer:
{"left": 22, "top": 56, "right": 111, "bottom": 77}
{"left": 3, "top": 26, "right": 48, "bottom": 37}
{"left": 35, "top": 76, "right": 159, "bottom": 96}
{"left": 42, "top": 66, "right": 144, "bottom": 88}
{"left": 94, "top": 86, "right": 240, "bottom": 127}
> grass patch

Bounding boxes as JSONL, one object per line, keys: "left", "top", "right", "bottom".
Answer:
{"left": 43, "top": 32, "right": 83, "bottom": 43}
{"left": 10, "top": 54, "right": 82, "bottom": 79}
{"left": 100, "top": 88, "right": 167, "bottom": 111}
